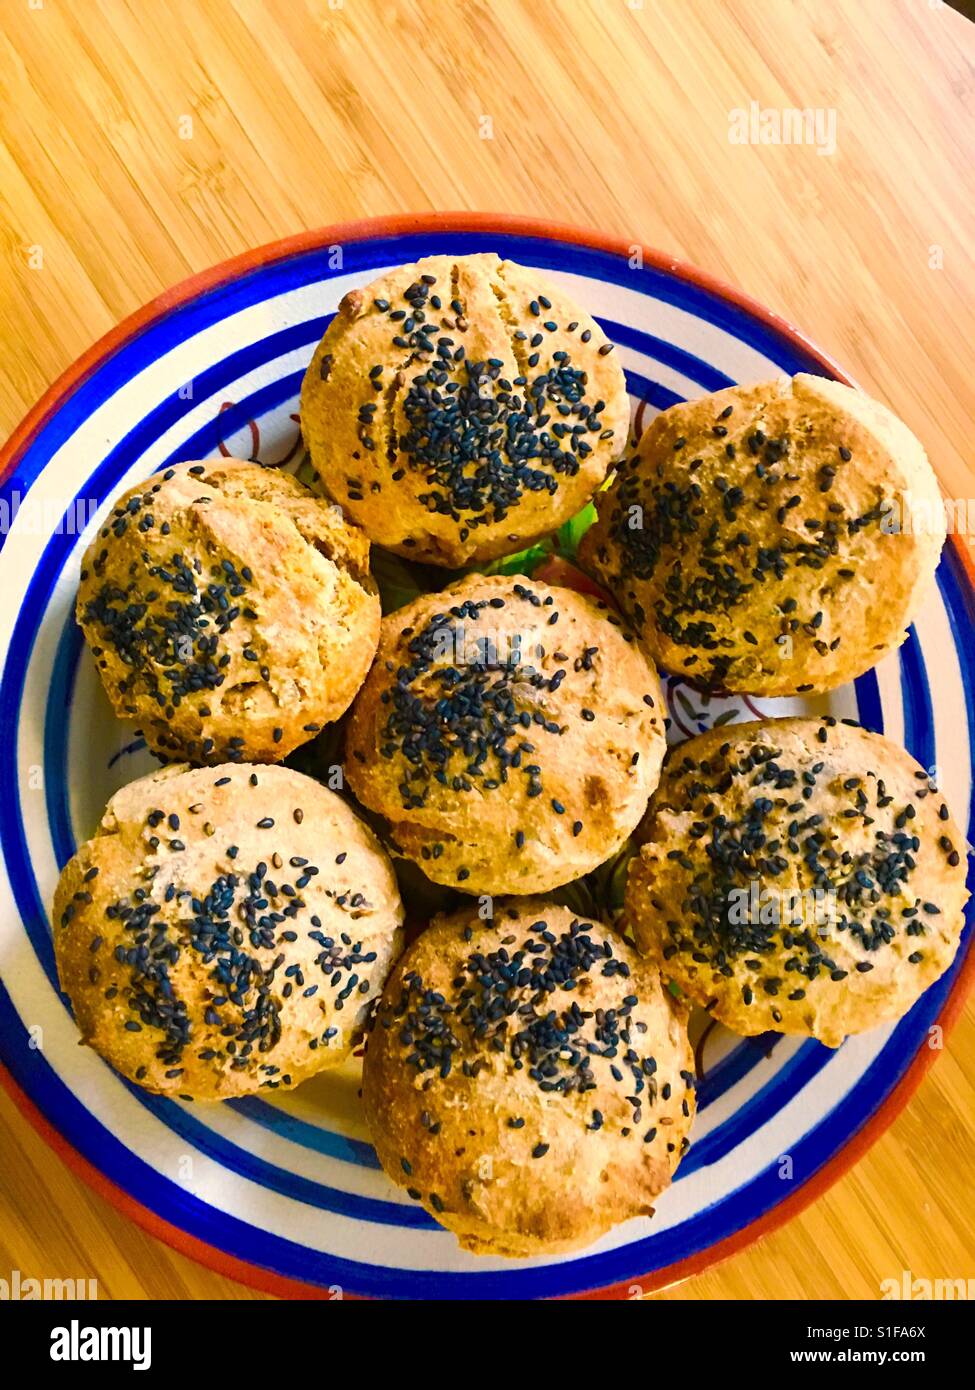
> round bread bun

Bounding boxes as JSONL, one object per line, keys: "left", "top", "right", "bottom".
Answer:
{"left": 344, "top": 572, "right": 666, "bottom": 894}
{"left": 362, "top": 898, "right": 695, "bottom": 1257}
{"left": 77, "top": 458, "right": 381, "bottom": 765}
{"left": 625, "top": 717, "right": 969, "bottom": 1048}
{"left": 300, "top": 253, "right": 630, "bottom": 566}
{"left": 52, "top": 762, "right": 404, "bottom": 1099}
{"left": 579, "top": 374, "right": 945, "bottom": 695}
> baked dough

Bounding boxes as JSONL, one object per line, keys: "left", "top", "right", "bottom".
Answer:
{"left": 344, "top": 572, "right": 666, "bottom": 894}
{"left": 579, "top": 375, "right": 945, "bottom": 694}
{"left": 362, "top": 898, "right": 695, "bottom": 1256}
{"left": 300, "top": 253, "right": 630, "bottom": 566}
{"left": 53, "top": 762, "right": 404, "bottom": 1098}
{"left": 77, "top": 459, "right": 380, "bottom": 765}
{"left": 625, "top": 717, "right": 969, "bottom": 1047}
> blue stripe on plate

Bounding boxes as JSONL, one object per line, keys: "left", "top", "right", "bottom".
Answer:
{"left": 1, "top": 319, "right": 324, "bottom": 524}
{"left": 599, "top": 317, "right": 736, "bottom": 393}
{"left": 166, "top": 372, "right": 303, "bottom": 466}
{"left": 694, "top": 1033, "right": 780, "bottom": 1107}
{"left": 680, "top": 1040, "right": 833, "bottom": 1175}
{"left": 121, "top": 1082, "right": 435, "bottom": 1228}
{"left": 622, "top": 368, "right": 682, "bottom": 413}
{"left": 852, "top": 665, "right": 883, "bottom": 735}
{"left": 228, "top": 1097, "right": 382, "bottom": 1168}
{"left": 46, "top": 610, "right": 85, "bottom": 878}
{"left": 898, "top": 624, "right": 935, "bottom": 772}
{"left": 938, "top": 547, "right": 975, "bottom": 901}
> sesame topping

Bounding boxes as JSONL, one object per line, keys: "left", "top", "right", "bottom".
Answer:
{"left": 371, "top": 583, "right": 612, "bottom": 815}
{"left": 377, "top": 911, "right": 692, "bottom": 1157}
{"left": 594, "top": 401, "right": 892, "bottom": 688}
{"left": 637, "top": 723, "right": 951, "bottom": 1014}
{"left": 65, "top": 806, "right": 384, "bottom": 1086}
{"left": 336, "top": 267, "right": 618, "bottom": 539}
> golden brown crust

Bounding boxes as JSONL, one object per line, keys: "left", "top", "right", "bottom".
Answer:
{"left": 77, "top": 459, "right": 381, "bottom": 765}
{"left": 344, "top": 572, "right": 666, "bottom": 894}
{"left": 361, "top": 898, "right": 695, "bottom": 1256}
{"left": 300, "top": 254, "right": 630, "bottom": 566}
{"left": 578, "top": 374, "right": 945, "bottom": 695}
{"left": 52, "top": 762, "right": 404, "bottom": 1099}
{"left": 625, "top": 718, "right": 969, "bottom": 1048}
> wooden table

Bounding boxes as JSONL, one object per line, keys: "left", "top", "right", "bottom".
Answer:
{"left": 1, "top": 0, "right": 973, "bottom": 1300}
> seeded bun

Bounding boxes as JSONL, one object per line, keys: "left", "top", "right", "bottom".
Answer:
{"left": 300, "top": 253, "right": 630, "bottom": 567}
{"left": 77, "top": 459, "right": 381, "bottom": 765}
{"left": 362, "top": 898, "right": 695, "bottom": 1257}
{"left": 625, "top": 718, "right": 969, "bottom": 1048}
{"left": 52, "top": 762, "right": 404, "bottom": 1099}
{"left": 578, "top": 375, "right": 945, "bottom": 695}
{"left": 344, "top": 572, "right": 666, "bottom": 894}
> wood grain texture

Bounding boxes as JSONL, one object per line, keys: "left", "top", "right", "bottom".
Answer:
{"left": 0, "top": 0, "right": 973, "bottom": 1301}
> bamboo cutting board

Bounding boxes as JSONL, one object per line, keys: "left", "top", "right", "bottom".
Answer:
{"left": 0, "top": 0, "right": 973, "bottom": 1300}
